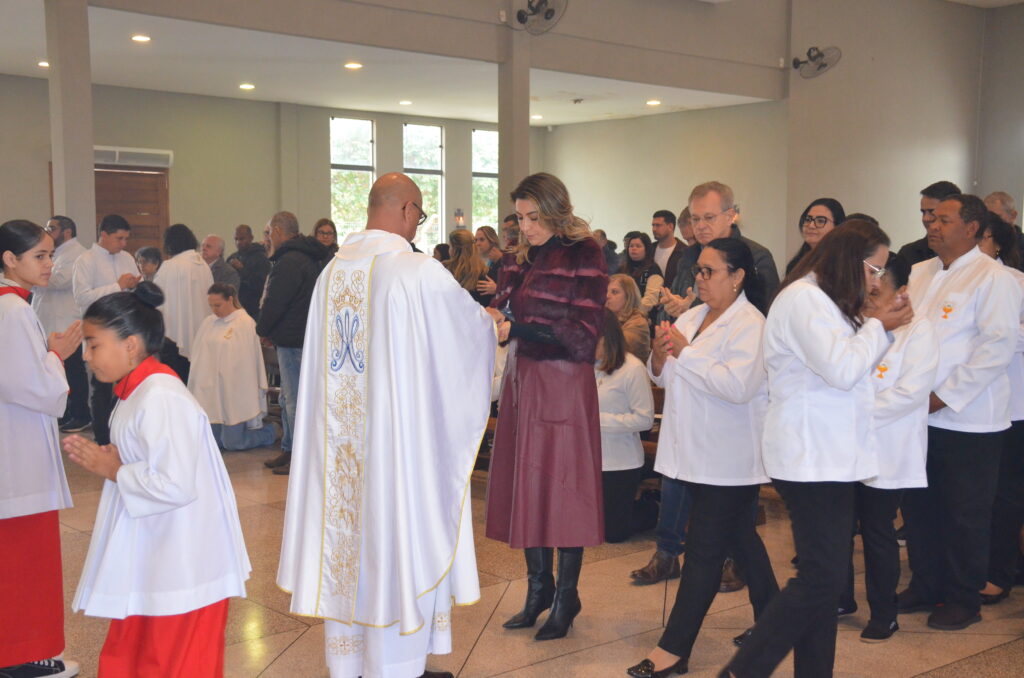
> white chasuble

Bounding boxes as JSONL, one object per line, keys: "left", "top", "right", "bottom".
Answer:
{"left": 278, "top": 229, "right": 496, "bottom": 635}
{"left": 153, "top": 250, "right": 214, "bottom": 358}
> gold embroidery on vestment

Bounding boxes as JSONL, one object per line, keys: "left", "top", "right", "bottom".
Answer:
{"left": 326, "top": 635, "right": 364, "bottom": 655}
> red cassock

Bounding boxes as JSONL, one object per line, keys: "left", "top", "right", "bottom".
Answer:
{"left": 485, "top": 236, "right": 609, "bottom": 548}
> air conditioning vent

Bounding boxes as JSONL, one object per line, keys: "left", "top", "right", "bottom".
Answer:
{"left": 94, "top": 146, "right": 174, "bottom": 168}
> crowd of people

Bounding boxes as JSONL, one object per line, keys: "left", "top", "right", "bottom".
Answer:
{"left": 0, "top": 170, "right": 1021, "bottom": 678}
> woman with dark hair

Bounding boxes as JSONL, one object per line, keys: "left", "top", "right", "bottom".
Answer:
{"left": 595, "top": 308, "right": 654, "bottom": 543}
{"left": 0, "top": 219, "right": 82, "bottom": 678}
{"left": 785, "top": 198, "right": 847, "bottom": 275}
{"left": 312, "top": 218, "right": 338, "bottom": 257}
{"left": 432, "top": 243, "right": 450, "bottom": 262}
{"left": 720, "top": 222, "right": 913, "bottom": 678}
{"left": 977, "top": 212, "right": 1024, "bottom": 606}
{"left": 154, "top": 223, "right": 213, "bottom": 382}
{"left": 627, "top": 238, "right": 778, "bottom": 678}
{"left": 445, "top": 229, "right": 491, "bottom": 306}
{"left": 188, "top": 283, "right": 276, "bottom": 451}
{"left": 486, "top": 172, "right": 608, "bottom": 641}
{"left": 135, "top": 246, "right": 162, "bottom": 281}
{"left": 63, "top": 281, "right": 250, "bottom": 677}
{"left": 619, "top": 231, "right": 663, "bottom": 316}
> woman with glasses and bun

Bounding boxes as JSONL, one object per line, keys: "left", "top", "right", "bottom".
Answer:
{"left": 626, "top": 238, "right": 778, "bottom": 678}
{"left": 785, "top": 198, "right": 846, "bottom": 276}
{"left": 721, "top": 221, "right": 913, "bottom": 678}
{"left": 485, "top": 172, "right": 608, "bottom": 642}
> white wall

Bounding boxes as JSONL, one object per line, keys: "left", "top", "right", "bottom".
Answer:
{"left": 541, "top": 100, "right": 789, "bottom": 265}
{"left": 978, "top": 3, "right": 1024, "bottom": 208}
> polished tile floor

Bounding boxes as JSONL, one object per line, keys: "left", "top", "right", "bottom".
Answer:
{"left": 57, "top": 443, "right": 1023, "bottom": 677}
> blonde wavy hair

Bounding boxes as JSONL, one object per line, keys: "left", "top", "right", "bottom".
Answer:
{"left": 608, "top": 273, "right": 642, "bottom": 320}
{"left": 446, "top": 228, "right": 488, "bottom": 291}
{"left": 510, "top": 172, "right": 592, "bottom": 263}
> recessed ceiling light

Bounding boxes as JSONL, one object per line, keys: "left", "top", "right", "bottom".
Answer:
{"left": 344, "top": 62, "right": 363, "bottom": 70}
{"left": 239, "top": 83, "right": 256, "bottom": 90}
{"left": 646, "top": 99, "right": 662, "bottom": 106}
{"left": 399, "top": 100, "right": 412, "bottom": 106}
{"left": 131, "top": 34, "right": 151, "bottom": 43}
{"left": 531, "top": 114, "right": 543, "bottom": 120}
{"left": 37, "top": 60, "right": 49, "bottom": 68}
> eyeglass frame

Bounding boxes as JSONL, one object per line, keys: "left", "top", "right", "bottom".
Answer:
{"left": 408, "top": 202, "right": 428, "bottom": 226}
{"left": 801, "top": 215, "right": 833, "bottom": 229}
{"left": 689, "top": 207, "right": 736, "bottom": 227}
{"left": 863, "top": 259, "right": 887, "bottom": 279}
{"left": 690, "top": 263, "right": 735, "bottom": 281}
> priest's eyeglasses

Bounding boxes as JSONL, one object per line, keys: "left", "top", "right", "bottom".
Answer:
{"left": 802, "top": 215, "right": 833, "bottom": 229}
{"left": 863, "top": 260, "right": 887, "bottom": 279}
{"left": 409, "top": 202, "right": 428, "bottom": 226}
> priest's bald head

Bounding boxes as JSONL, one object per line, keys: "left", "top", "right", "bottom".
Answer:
{"left": 367, "top": 172, "right": 426, "bottom": 242}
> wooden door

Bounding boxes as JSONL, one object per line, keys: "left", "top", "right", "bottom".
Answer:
{"left": 94, "top": 166, "right": 169, "bottom": 254}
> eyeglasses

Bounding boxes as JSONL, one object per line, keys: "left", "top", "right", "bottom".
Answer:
{"left": 409, "top": 202, "right": 428, "bottom": 226}
{"left": 863, "top": 260, "right": 887, "bottom": 279}
{"left": 691, "top": 265, "right": 729, "bottom": 280}
{"left": 690, "top": 208, "right": 734, "bottom": 227}
{"left": 43, "top": 223, "right": 55, "bottom": 234}
{"left": 802, "top": 215, "right": 833, "bottom": 229}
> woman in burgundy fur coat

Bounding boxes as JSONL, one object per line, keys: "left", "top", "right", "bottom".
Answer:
{"left": 485, "top": 172, "right": 609, "bottom": 641}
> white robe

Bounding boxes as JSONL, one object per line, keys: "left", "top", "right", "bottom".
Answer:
{"left": 0, "top": 287, "right": 72, "bottom": 520}
{"left": 277, "top": 229, "right": 496, "bottom": 636}
{"left": 73, "top": 372, "right": 250, "bottom": 618}
{"left": 188, "top": 309, "right": 269, "bottom": 427}
{"left": 32, "top": 237, "right": 86, "bottom": 334}
{"left": 154, "top": 250, "right": 214, "bottom": 359}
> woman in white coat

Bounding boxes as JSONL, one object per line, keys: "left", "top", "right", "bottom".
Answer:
{"left": 188, "top": 283, "right": 276, "bottom": 451}
{"left": 0, "top": 220, "right": 82, "bottom": 678}
{"left": 721, "top": 222, "right": 913, "bottom": 678}
{"left": 595, "top": 309, "right": 654, "bottom": 543}
{"left": 838, "top": 252, "right": 939, "bottom": 642}
{"left": 627, "top": 238, "right": 778, "bottom": 678}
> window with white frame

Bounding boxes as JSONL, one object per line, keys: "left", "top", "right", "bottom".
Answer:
{"left": 471, "top": 129, "right": 499, "bottom": 233}
{"left": 403, "top": 123, "right": 444, "bottom": 252}
{"left": 330, "top": 117, "right": 374, "bottom": 239}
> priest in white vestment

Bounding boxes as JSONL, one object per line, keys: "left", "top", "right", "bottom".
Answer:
{"left": 278, "top": 174, "right": 502, "bottom": 678}
{"left": 153, "top": 224, "right": 214, "bottom": 381}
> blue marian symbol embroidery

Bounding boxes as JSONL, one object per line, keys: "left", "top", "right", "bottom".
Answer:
{"left": 331, "top": 308, "right": 365, "bottom": 373}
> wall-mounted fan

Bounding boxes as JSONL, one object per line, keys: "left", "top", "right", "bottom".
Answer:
{"left": 516, "top": 0, "right": 568, "bottom": 35}
{"left": 792, "top": 46, "right": 842, "bottom": 79}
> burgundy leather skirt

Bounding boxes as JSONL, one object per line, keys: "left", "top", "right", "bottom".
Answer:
{"left": 485, "top": 352, "right": 605, "bottom": 548}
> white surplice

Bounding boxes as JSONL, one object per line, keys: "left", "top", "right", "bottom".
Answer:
{"left": 187, "top": 309, "right": 268, "bottom": 427}
{"left": 153, "top": 250, "right": 214, "bottom": 359}
{"left": 32, "top": 237, "right": 86, "bottom": 334}
{"left": 72, "top": 243, "right": 140, "bottom": 315}
{"left": 277, "top": 229, "right": 495, "bottom": 644}
{"left": 0, "top": 285, "right": 72, "bottom": 520}
{"left": 73, "top": 372, "right": 250, "bottom": 618}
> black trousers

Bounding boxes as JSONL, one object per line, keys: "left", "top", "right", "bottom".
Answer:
{"left": 903, "top": 427, "right": 1002, "bottom": 610}
{"left": 988, "top": 420, "right": 1024, "bottom": 591}
{"left": 659, "top": 482, "right": 778, "bottom": 660}
{"left": 727, "top": 480, "right": 854, "bottom": 678}
{"left": 62, "top": 344, "right": 90, "bottom": 421}
{"left": 840, "top": 484, "right": 903, "bottom": 623}
{"left": 602, "top": 468, "right": 642, "bottom": 543}
{"left": 89, "top": 374, "right": 114, "bottom": 446}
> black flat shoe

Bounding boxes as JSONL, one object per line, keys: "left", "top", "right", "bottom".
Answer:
{"left": 980, "top": 588, "right": 1009, "bottom": 606}
{"left": 419, "top": 672, "right": 454, "bottom": 678}
{"left": 626, "top": 657, "right": 688, "bottom": 677}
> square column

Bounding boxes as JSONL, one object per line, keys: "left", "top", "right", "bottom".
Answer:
{"left": 498, "top": 28, "right": 531, "bottom": 212}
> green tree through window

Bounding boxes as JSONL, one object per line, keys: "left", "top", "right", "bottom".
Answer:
{"left": 472, "top": 130, "right": 499, "bottom": 231}
{"left": 330, "top": 118, "right": 374, "bottom": 238}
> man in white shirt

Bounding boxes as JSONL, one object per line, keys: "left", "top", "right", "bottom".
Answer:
{"left": 651, "top": 210, "right": 685, "bottom": 290}
{"left": 154, "top": 224, "right": 215, "bottom": 382}
{"left": 900, "top": 194, "right": 1021, "bottom": 630}
{"left": 72, "top": 214, "right": 140, "bottom": 445}
{"left": 32, "top": 215, "right": 89, "bottom": 432}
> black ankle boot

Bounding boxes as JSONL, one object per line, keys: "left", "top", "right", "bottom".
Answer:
{"left": 535, "top": 547, "right": 583, "bottom": 640}
{"left": 503, "top": 547, "right": 554, "bottom": 629}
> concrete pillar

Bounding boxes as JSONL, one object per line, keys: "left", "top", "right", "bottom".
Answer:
{"left": 498, "top": 28, "right": 530, "bottom": 213}
{"left": 45, "top": 0, "right": 96, "bottom": 245}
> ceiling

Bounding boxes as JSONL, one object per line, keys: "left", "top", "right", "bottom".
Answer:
{"left": 0, "top": 1, "right": 764, "bottom": 127}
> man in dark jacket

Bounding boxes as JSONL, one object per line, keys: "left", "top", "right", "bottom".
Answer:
{"left": 227, "top": 224, "right": 271, "bottom": 318}
{"left": 257, "top": 211, "right": 329, "bottom": 475}
{"left": 897, "top": 181, "right": 961, "bottom": 266}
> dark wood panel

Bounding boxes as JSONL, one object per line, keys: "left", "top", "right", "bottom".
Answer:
{"left": 94, "top": 168, "right": 169, "bottom": 254}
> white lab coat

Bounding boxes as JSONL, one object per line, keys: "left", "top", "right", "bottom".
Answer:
{"left": 907, "top": 246, "right": 1021, "bottom": 433}
{"left": 153, "top": 250, "right": 214, "bottom": 359}
{"left": 762, "top": 276, "right": 890, "bottom": 482}
{"left": 0, "top": 286, "right": 72, "bottom": 520}
{"left": 596, "top": 353, "right": 654, "bottom": 472}
{"left": 865, "top": 316, "right": 940, "bottom": 489}
{"left": 72, "top": 243, "right": 139, "bottom": 315}
{"left": 32, "top": 237, "right": 86, "bottom": 334}
{"left": 73, "top": 370, "right": 250, "bottom": 618}
{"left": 651, "top": 292, "right": 769, "bottom": 486}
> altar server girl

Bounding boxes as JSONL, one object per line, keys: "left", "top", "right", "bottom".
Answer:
{"left": 0, "top": 220, "right": 82, "bottom": 678}
{"left": 63, "top": 282, "right": 250, "bottom": 678}
{"left": 838, "top": 253, "right": 939, "bottom": 642}
{"left": 188, "top": 283, "right": 276, "bottom": 451}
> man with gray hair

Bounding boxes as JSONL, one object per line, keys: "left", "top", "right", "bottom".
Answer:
{"left": 984, "top": 191, "right": 1023, "bottom": 271}
{"left": 257, "top": 211, "right": 329, "bottom": 474}
{"left": 201, "top": 234, "right": 240, "bottom": 290}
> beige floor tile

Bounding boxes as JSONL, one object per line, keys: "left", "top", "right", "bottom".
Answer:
{"left": 428, "top": 581, "right": 510, "bottom": 676}
{"left": 917, "top": 637, "right": 1024, "bottom": 677}
{"left": 225, "top": 597, "right": 310, "bottom": 645}
{"left": 59, "top": 490, "right": 103, "bottom": 533}
{"left": 230, "top": 469, "right": 293, "bottom": 504}
{"left": 224, "top": 628, "right": 306, "bottom": 678}
{"left": 258, "top": 626, "right": 331, "bottom": 678}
